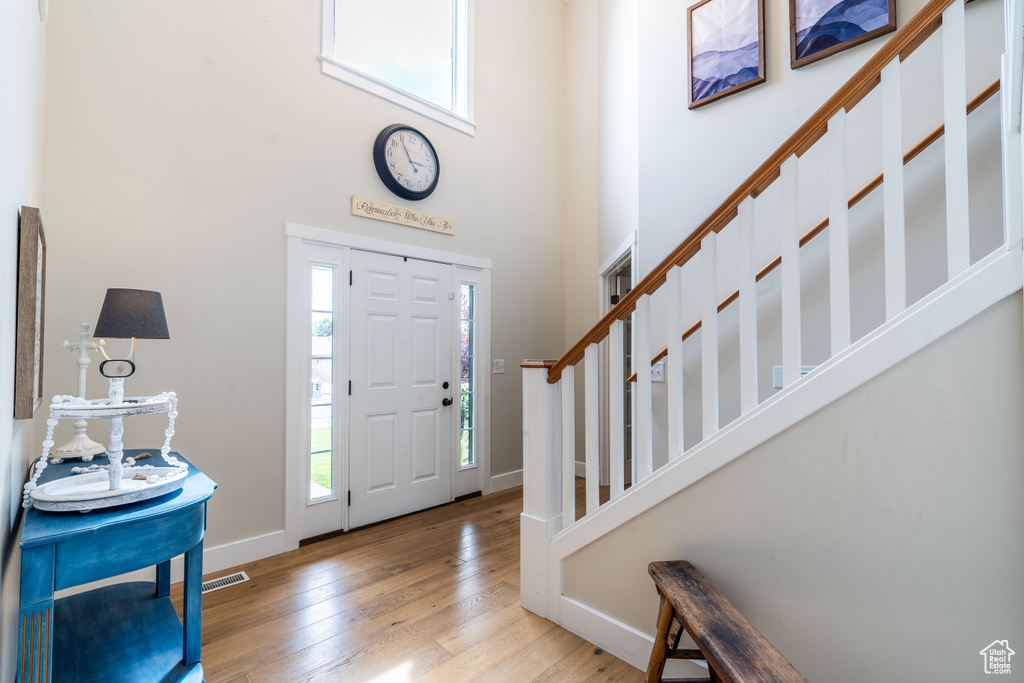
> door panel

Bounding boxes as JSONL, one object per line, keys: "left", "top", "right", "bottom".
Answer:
{"left": 350, "top": 250, "right": 454, "bottom": 528}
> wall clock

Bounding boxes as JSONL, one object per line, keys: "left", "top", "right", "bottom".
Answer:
{"left": 372, "top": 124, "right": 440, "bottom": 201}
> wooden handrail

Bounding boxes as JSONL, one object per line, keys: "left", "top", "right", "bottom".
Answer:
{"left": 547, "top": 0, "right": 967, "bottom": 384}
{"left": 623, "top": 79, "right": 1001, "bottom": 383}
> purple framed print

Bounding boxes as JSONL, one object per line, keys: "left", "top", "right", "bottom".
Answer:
{"left": 688, "top": 0, "right": 766, "bottom": 110}
{"left": 790, "top": 0, "right": 896, "bottom": 69}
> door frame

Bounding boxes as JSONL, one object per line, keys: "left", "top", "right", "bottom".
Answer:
{"left": 598, "top": 232, "right": 638, "bottom": 487}
{"left": 285, "top": 223, "right": 492, "bottom": 550}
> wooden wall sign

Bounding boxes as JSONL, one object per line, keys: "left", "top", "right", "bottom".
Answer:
{"left": 351, "top": 196, "right": 454, "bottom": 236}
{"left": 14, "top": 206, "right": 46, "bottom": 420}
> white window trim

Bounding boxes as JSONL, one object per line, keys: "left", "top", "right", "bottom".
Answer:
{"left": 284, "top": 223, "right": 492, "bottom": 549}
{"left": 320, "top": 0, "right": 476, "bottom": 136}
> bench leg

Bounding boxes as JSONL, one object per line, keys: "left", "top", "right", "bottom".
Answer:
{"left": 646, "top": 594, "right": 676, "bottom": 683}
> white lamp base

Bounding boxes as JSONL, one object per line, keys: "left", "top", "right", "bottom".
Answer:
{"left": 52, "top": 431, "right": 106, "bottom": 461}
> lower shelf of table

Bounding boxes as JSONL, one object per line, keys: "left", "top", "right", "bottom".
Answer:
{"left": 52, "top": 582, "right": 203, "bottom": 683}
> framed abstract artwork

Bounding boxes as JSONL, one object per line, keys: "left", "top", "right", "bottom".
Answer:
{"left": 14, "top": 206, "right": 46, "bottom": 420}
{"left": 688, "top": 0, "right": 766, "bottom": 110}
{"left": 790, "top": 0, "right": 896, "bottom": 69}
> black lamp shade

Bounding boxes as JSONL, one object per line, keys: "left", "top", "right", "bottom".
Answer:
{"left": 94, "top": 289, "right": 170, "bottom": 339}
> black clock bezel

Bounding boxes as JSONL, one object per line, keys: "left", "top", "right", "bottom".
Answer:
{"left": 372, "top": 124, "right": 440, "bottom": 201}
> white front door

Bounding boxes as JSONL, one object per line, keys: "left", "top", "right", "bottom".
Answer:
{"left": 349, "top": 250, "right": 455, "bottom": 528}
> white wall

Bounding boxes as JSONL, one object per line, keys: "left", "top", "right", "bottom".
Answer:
{"left": 0, "top": 2, "right": 47, "bottom": 680}
{"left": 39, "top": 0, "right": 566, "bottom": 550}
{"left": 563, "top": 292, "right": 1024, "bottom": 682}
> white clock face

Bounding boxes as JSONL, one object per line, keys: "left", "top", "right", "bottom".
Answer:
{"left": 383, "top": 128, "right": 438, "bottom": 193}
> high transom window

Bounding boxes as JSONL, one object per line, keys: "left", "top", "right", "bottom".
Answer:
{"left": 321, "top": 0, "right": 473, "bottom": 135}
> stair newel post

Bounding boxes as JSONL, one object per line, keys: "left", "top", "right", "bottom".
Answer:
{"left": 701, "top": 233, "right": 720, "bottom": 437}
{"left": 519, "top": 362, "right": 562, "bottom": 617}
{"left": 634, "top": 294, "right": 654, "bottom": 480}
{"left": 881, "top": 58, "right": 909, "bottom": 320}
{"left": 943, "top": 0, "right": 971, "bottom": 278}
{"left": 780, "top": 155, "right": 803, "bottom": 388}
{"left": 828, "top": 107, "right": 852, "bottom": 355}
{"left": 737, "top": 197, "right": 759, "bottom": 415}
{"left": 584, "top": 345, "right": 600, "bottom": 515}
{"left": 608, "top": 319, "right": 626, "bottom": 498}
{"left": 561, "top": 365, "right": 576, "bottom": 529}
{"left": 666, "top": 266, "right": 685, "bottom": 459}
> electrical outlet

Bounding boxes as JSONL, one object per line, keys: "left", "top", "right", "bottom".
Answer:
{"left": 651, "top": 361, "right": 665, "bottom": 382}
{"left": 493, "top": 359, "right": 505, "bottom": 374}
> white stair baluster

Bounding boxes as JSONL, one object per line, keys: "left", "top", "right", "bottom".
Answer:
{"left": 828, "top": 109, "right": 851, "bottom": 354}
{"left": 666, "top": 266, "right": 685, "bottom": 458}
{"left": 943, "top": 0, "right": 970, "bottom": 278}
{"left": 608, "top": 320, "right": 625, "bottom": 498}
{"left": 881, "top": 58, "right": 908, "bottom": 320}
{"left": 584, "top": 345, "right": 600, "bottom": 514}
{"left": 635, "top": 294, "right": 654, "bottom": 480}
{"left": 737, "top": 197, "right": 758, "bottom": 414}
{"left": 701, "top": 232, "right": 719, "bottom": 436}
{"left": 561, "top": 366, "right": 575, "bottom": 529}
{"left": 781, "top": 155, "right": 802, "bottom": 388}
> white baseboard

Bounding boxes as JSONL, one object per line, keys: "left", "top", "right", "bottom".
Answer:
{"left": 55, "top": 529, "right": 287, "bottom": 598}
{"left": 575, "top": 461, "right": 585, "bottom": 478}
{"left": 559, "top": 596, "right": 706, "bottom": 677}
{"left": 490, "top": 468, "right": 523, "bottom": 491}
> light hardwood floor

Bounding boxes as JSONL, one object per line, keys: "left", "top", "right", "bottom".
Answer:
{"left": 173, "top": 483, "right": 644, "bottom": 682}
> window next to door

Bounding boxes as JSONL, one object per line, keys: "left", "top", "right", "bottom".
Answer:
{"left": 460, "top": 283, "right": 475, "bottom": 468}
{"left": 310, "top": 265, "right": 335, "bottom": 501}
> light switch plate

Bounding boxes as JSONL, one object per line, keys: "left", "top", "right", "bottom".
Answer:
{"left": 493, "top": 359, "right": 505, "bottom": 374}
{"left": 651, "top": 361, "right": 665, "bottom": 382}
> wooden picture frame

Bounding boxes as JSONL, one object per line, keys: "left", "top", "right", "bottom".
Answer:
{"left": 14, "top": 207, "right": 46, "bottom": 420}
{"left": 790, "top": 0, "right": 896, "bottom": 69}
{"left": 688, "top": 0, "right": 766, "bottom": 110}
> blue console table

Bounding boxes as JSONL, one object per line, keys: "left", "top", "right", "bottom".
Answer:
{"left": 19, "top": 451, "right": 216, "bottom": 683}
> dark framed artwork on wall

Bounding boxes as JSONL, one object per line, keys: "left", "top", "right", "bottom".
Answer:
{"left": 688, "top": 0, "right": 766, "bottom": 110}
{"left": 790, "top": 0, "right": 896, "bottom": 69}
{"left": 14, "top": 206, "right": 46, "bottom": 420}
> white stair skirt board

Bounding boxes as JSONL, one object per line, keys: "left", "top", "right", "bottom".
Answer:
{"left": 559, "top": 596, "right": 708, "bottom": 678}
{"left": 543, "top": 245, "right": 1022, "bottom": 562}
{"left": 54, "top": 529, "right": 288, "bottom": 599}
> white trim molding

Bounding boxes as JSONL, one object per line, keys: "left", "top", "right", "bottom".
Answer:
{"left": 490, "top": 468, "right": 523, "bottom": 492}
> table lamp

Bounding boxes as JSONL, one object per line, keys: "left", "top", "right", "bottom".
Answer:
{"left": 92, "top": 288, "right": 170, "bottom": 487}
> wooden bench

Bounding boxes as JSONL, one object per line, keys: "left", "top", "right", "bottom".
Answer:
{"left": 645, "top": 561, "right": 809, "bottom": 683}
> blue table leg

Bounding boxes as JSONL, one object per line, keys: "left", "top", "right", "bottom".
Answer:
{"left": 156, "top": 560, "right": 171, "bottom": 598}
{"left": 182, "top": 538, "right": 203, "bottom": 666}
{"left": 20, "top": 544, "right": 55, "bottom": 683}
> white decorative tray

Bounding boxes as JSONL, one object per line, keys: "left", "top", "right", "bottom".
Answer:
{"left": 29, "top": 466, "right": 188, "bottom": 512}
{"left": 49, "top": 395, "right": 172, "bottom": 420}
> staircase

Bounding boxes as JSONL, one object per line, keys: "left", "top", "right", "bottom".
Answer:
{"left": 521, "top": 0, "right": 1024, "bottom": 679}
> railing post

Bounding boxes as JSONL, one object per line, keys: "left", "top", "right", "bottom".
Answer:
{"left": 881, "top": 58, "right": 908, "bottom": 319}
{"left": 828, "top": 108, "right": 852, "bottom": 354}
{"left": 780, "top": 155, "right": 802, "bottom": 387}
{"left": 584, "top": 345, "right": 600, "bottom": 514}
{"left": 666, "top": 266, "right": 685, "bottom": 458}
{"left": 737, "top": 198, "right": 758, "bottom": 415}
{"left": 701, "top": 232, "right": 720, "bottom": 437}
{"left": 1001, "top": 0, "right": 1024, "bottom": 249}
{"left": 608, "top": 320, "right": 626, "bottom": 497}
{"left": 520, "top": 362, "right": 561, "bottom": 617}
{"left": 943, "top": 0, "right": 971, "bottom": 278}
{"left": 561, "top": 365, "right": 576, "bottom": 529}
{"left": 635, "top": 294, "right": 654, "bottom": 479}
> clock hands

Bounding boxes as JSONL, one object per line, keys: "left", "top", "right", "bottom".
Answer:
{"left": 400, "top": 140, "right": 421, "bottom": 172}
{"left": 401, "top": 139, "right": 430, "bottom": 171}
